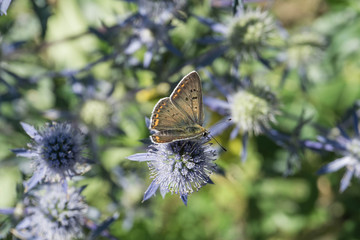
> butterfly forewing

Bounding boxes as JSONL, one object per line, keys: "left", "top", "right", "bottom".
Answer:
{"left": 150, "top": 97, "right": 191, "bottom": 131}
{"left": 149, "top": 71, "right": 207, "bottom": 144}
{"left": 170, "top": 71, "right": 204, "bottom": 126}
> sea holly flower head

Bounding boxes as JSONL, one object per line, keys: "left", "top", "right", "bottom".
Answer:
{"left": 69, "top": 76, "right": 122, "bottom": 134}
{"left": 304, "top": 111, "right": 360, "bottom": 192}
{"left": 195, "top": 7, "right": 279, "bottom": 69}
{"left": 80, "top": 99, "right": 112, "bottom": 130}
{"left": 346, "top": 138, "right": 360, "bottom": 159}
{"left": 12, "top": 184, "right": 88, "bottom": 240}
{"left": 128, "top": 138, "right": 217, "bottom": 205}
{"left": 13, "top": 122, "right": 89, "bottom": 191}
{"left": 285, "top": 31, "right": 326, "bottom": 69}
{"left": 279, "top": 30, "right": 327, "bottom": 89}
{"left": 120, "top": 0, "right": 183, "bottom": 67}
{"left": 136, "top": 0, "right": 186, "bottom": 24}
{"left": 204, "top": 72, "right": 279, "bottom": 161}
{"left": 230, "top": 86, "right": 278, "bottom": 135}
{"left": 227, "top": 8, "right": 276, "bottom": 60}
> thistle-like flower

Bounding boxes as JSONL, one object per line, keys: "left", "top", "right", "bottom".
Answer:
{"left": 230, "top": 86, "right": 278, "bottom": 135}
{"left": 120, "top": 0, "right": 183, "bottom": 67}
{"left": 204, "top": 74, "right": 279, "bottom": 161}
{"left": 63, "top": 76, "right": 122, "bottom": 135}
{"left": 136, "top": 0, "right": 186, "bottom": 24}
{"left": 13, "top": 122, "right": 89, "bottom": 191}
{"left": 128, "top": 138, "right": 217, "bottom": 205}
{"left": 285, "top": 31, "right": 326, "bottom": 69}
{"left": 279, "top": 30, "right": 327, "bottom": 89}
{"left": 304, "top": 110, "right": 360, "bottom": 192}
{"left": 195, "top": 7, "right": 278, "bottom": 68}
{"left": 80, "top": 99, "right": 112, "bottom": 130}
{"left": 227, "top": 8, "right": 276, "bottom": 60}
{"left": 12, "top": 184, "right": 88, "bottom": 240}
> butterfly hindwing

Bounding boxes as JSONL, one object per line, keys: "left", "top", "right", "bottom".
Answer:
{"left": 151, "top": 135, "right": 178, "bottom": 144}
{"left": 151, "top": 130, "right": 204, "bottom": 143}
{"left": 151, "top": 132, "right": 187, "bottom": 143}
{"left": 170, "top": 71, "right": 204, "bottom": 126}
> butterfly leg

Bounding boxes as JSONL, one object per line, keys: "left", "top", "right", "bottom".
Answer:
{"left": 179, "top": 141, "right": 187, "bottom": 152}
{"left": 188, "top": 142, "right": 199, "bottom": 156}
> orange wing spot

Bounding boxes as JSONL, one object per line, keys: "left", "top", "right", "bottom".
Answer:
{"left": 154, "top": 113, "right": 159, "bottom": 118}
{"left": 160, "top": 106, "right": 163, "bottom": 109}
{"left": 177, "top": 89, "right": 181, "bottom": 93}
{"left": 181, "top": 84, "right": 185, "bottom": 87}
{"left": 153, "top": 136, "right": 161, "bottom": 142}
{"left": 157, "top": 109, "right": 160, "bottom": 112}
{"left": 173, "top": 94, "right": 178, "bottom": 98}
{"left": 153, "top": 119, "right": 159, "bottom": 127}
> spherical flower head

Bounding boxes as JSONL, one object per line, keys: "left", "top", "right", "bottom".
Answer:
{"left": 230, "top": 86, "right": 278, "bottom": 135}
{"left": 80, "top": 99, "right": 112, "bottom": 130}
{"left": 148, "top": 140, "right": 217, "bottom": 196}
{"left": 227, "top": 8, "right": 276, "bottom": 60}
{"left": 128, "top": 138, "right": 218, "bottom": 204}
{"left": 286, "top": 31, "right": 326, "bottom": 69}
{"left": 13, "top": 184, "right": 87, "bottom": 240}
{"left": 16, "top": 122, "right": 89, "bottom": 191}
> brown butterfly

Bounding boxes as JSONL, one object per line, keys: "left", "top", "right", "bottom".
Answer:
{"left": 149, "top": 71, "right": 207, "bottom": 143}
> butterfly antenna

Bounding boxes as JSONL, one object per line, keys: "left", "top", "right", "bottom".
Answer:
{"left": 208, "top": 133, "right": 227, "bottom": 152}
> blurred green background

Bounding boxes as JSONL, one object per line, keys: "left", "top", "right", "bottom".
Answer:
{"left": 1, "top": 0, "right": 360, "bottom": 239}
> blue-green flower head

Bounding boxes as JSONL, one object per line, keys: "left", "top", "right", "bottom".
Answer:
{"left": 13, "top": 184, "right": 87, "bottom": 240}
{"left": 14, "top": 122, "right": 90, "bottom": 191}
{"left": 128, "top": 139, "right": 217, "bottom": 205}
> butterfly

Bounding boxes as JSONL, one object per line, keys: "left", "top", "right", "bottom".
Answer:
{"left": 149, "top": 71, "right": 207, "bottom": 143}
